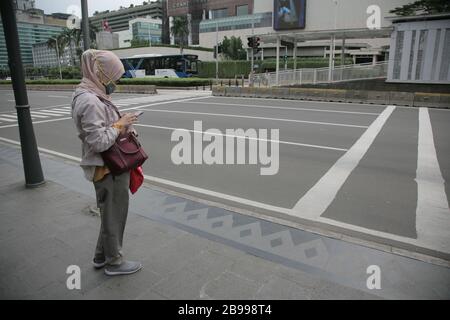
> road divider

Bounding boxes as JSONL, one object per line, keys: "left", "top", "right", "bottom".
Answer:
{"left": 213, "top": 86, "right": 450, "bottom": 109}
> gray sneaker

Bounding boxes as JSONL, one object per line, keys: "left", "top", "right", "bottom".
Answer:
{"left": 104, "top": 261, "right": 142, "bottom": 276}
{"left": 93, "top": 258, "right": 107, "bottom": 269}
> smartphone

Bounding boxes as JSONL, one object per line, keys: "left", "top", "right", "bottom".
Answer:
{"left": 134, "top": 111, "right": 144, "bottom": 117}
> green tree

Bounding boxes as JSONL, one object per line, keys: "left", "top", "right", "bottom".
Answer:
{"left": 60, "top": 28, "right": 77, "bottom": 66}
{"left": 390, "top": 0, "right": 450, "bottom": 16}
{"left": 46, "top": 33, "right": 66, "bottom": 61}
{"left": 221, "top": 36, "right": 246, "bottom": 60}
{"left": 170, "top": 16, "right": 189, "bottom": 54}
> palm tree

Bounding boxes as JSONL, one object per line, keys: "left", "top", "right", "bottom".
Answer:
{"left": 170, "top": 16, "right": 189, "bottom": 55}
{"left": 52, "top": 28, "right": 76, "bottom": 66}
{"left": 47, "top": 33, "right": 66, "bottom": 62}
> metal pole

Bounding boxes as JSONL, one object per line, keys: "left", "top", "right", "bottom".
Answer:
{"left": 54, "top": 37, "right": 62, "bottom": 80}
{"left": 215, "top": 21, "right": 219, "bottom": 80}
{"left": 341, "top": 37, "right": 345, "bottom": 81}
{"left": 276, "top": 37, "right": 280, "bottom": 86}
{"left": 293, "top": 42, "right": 297, "bottom": 84}
{"left": 285, "top": 46, "right": 288, "bottom": 70}
{"left": 328, "top": 35, "right": 333, "bottom": 82}
{"left": 251, "top": 19, "right": 254, "bottom": 74}
{"left": 81, "top": 0, "right": 90, "bottom": 50}
{"left": 0, "top": 0, "right": 45, "bottom": 187}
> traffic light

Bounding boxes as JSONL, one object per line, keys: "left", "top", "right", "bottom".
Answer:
{"left": 247, "top": 36, "right": 254, "bottom": 48}
{"left": 218, "top": 43, "right": 223, "bottom": 54}
{"left": 254, "top": 37, "right": 261, "bottom": 53}
{"left": 254, "top": 37, "right": 260, "bottom": 49}
{"left": 248, "top": 36, "right": 261, "bottom": 50}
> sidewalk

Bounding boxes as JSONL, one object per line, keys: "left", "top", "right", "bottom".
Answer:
{"left": 0, "top": 142, "right": 448, "bottom": 299}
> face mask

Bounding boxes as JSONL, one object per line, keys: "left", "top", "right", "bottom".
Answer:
{"left": 104, "top": 82, "right": 116, "bottom": 95}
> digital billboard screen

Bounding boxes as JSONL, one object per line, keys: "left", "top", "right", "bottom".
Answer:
{"left": 273, "top": 0, "right": 306, "bottom": 31}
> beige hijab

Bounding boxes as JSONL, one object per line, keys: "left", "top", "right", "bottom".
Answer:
{"left": 77, "top": 49, "right": 125, "bottom": 101}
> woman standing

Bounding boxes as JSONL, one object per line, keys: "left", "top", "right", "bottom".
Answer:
{"left": 72, "top": 49, "right": 142, "bottom": 276}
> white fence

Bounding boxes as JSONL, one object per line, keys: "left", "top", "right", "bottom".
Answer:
{"left": 250, "top": 61, "right": 389, "bottom": 87}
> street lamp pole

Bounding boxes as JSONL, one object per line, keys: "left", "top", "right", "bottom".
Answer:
{"left": 81, "top": 0, "right": 90, "bottom": 50}
{"left": 215, "top": 21, "right": 218, "bottom": 80}
{"left": 251, "top": 18, "right": 254, "bottom": 74}
{"left": 52, "top": 37, "right": 63, "bottom": 80}
{"left": 0, "top": 0, "right": 45, "bottom": 187}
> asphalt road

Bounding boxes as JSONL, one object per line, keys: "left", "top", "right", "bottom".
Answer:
{"left": 0, "top": 89, "right": 449, "bottom": 262}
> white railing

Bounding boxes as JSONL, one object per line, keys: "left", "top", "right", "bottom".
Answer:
{"left": 250, "top": 61, "right": 389, "bottom": 87}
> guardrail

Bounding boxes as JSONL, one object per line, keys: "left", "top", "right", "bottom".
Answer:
{"left": 250, "top": 62, "right": 389, "bottom": 87}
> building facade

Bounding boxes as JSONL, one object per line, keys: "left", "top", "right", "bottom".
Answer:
{"left": 96, "top": 31, "right": 120, "bottom": 50}
{"left": 131, "top": 17, "right": 163, "bottom": 44}
{"left": 167, "top": 0, "right": 413, "bottom": 62}
{"left": 167, "top": 0, "right": 254, "bottom": 45}
{"left": 387, "top": 14, "right": 450, "bottom": 84}
{"left": 0, "top": 6, "right": 67, "bottom": 68}
{"left": 90, "top": 1, "right": 163, "bottom": 33}
{"left": 32, "top": 40, "right": 82, "bottom": 68}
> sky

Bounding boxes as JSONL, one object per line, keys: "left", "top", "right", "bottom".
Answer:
{"left": 35, "top": 0, "right": 157, "bottom": 16}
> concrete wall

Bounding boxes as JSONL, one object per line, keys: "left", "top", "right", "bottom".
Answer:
{"left": 96, "top": 32, "right": 120, "bottom": 50}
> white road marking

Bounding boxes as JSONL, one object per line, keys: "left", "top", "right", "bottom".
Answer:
{"left": 0, "top": 114, "right": 17, "bottom": 119}
{"left": 0, "top": 117, "right": 71, "bottom": 129}
{"left": 34, "top": 103, "right": 70, "bottom": 109}
{"left": 30, "top": 112, "right": 50, "bottom": 118}
{"left": 291, "top": 105, "right": 396, "bottom": 219}
{"left": 0, "top": 96, "right": 211, "bottom": 129}
{"left": 138, "top": 108, "right": 369, "bottom": 129}
{"left": 119, "top": 96, "right": 212, "bottom": 112}
{"left": 185, "top": 101, "right": 380, "bottom": 116}
{"left": 30, "top": 110, "right": 67, "bottom": 116}
{"left": 0, "top": 117, "right": 16, "bottom": 122}
{"left": 212, "top": 95, "right": 388, "bottom": 109}
{"left": 416, "top": 107, "right": 450, "bottom": 253}
{"left": 134, "top": 123, "right": 348, "bottom": 152}
{"left": 47, "top": 95, "right": 70, "bottom": 98}
{"left": 41, "top": 109, "right": 71, "bottom": 114}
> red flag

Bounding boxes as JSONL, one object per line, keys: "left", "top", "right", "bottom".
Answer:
{"left": 102, "top": 19, "right": 112, "bottom": 32}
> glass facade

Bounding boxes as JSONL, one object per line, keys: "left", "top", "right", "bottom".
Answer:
{"left": 131, "top": 21, "right": 162, "bottom": 44}
{"left": 0, "top": 22, "right": 63, "bottom": 68}
{"left": 211, "top": 8, "right": 228, "bottom": 19}
{"left": 199, "top": 12, "right": 272, "bottom": 33}
{"left": 236, "top": 5, "right": 249, "bottom": 16}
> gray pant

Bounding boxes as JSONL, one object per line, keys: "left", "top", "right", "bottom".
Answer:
{"left": 93, "top": 172, "right": 130, "bottom": 266}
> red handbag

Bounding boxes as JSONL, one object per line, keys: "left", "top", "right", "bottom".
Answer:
{"left": 101, "top": 132, "right": 148, "bottom": 176}
{"left": 130, "top": 166, "right": 144, "bottom": 194}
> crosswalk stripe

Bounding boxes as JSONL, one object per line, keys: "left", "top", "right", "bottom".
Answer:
{"left": 30, "top": 111, "right": 56, "bottom": 117}
{"left": 292, "top": 105, "right": 396, "bottom": 219}
{"left": 416, "top": 107, "right": 450, "bottom": 254}
{"left": 33, "top": 111, "right": 66, "bottom": 116}
{"left": 41, "top": 109, "right": 70, "bottom": 114}
{"left": 0, "top": 114, "right": 17, "bottom": 119}
{"left": 0, "top": 117, "right": 16, "bottom": 122}
{"left": 30, "top": 113, "right": 50, "bottom": 118}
